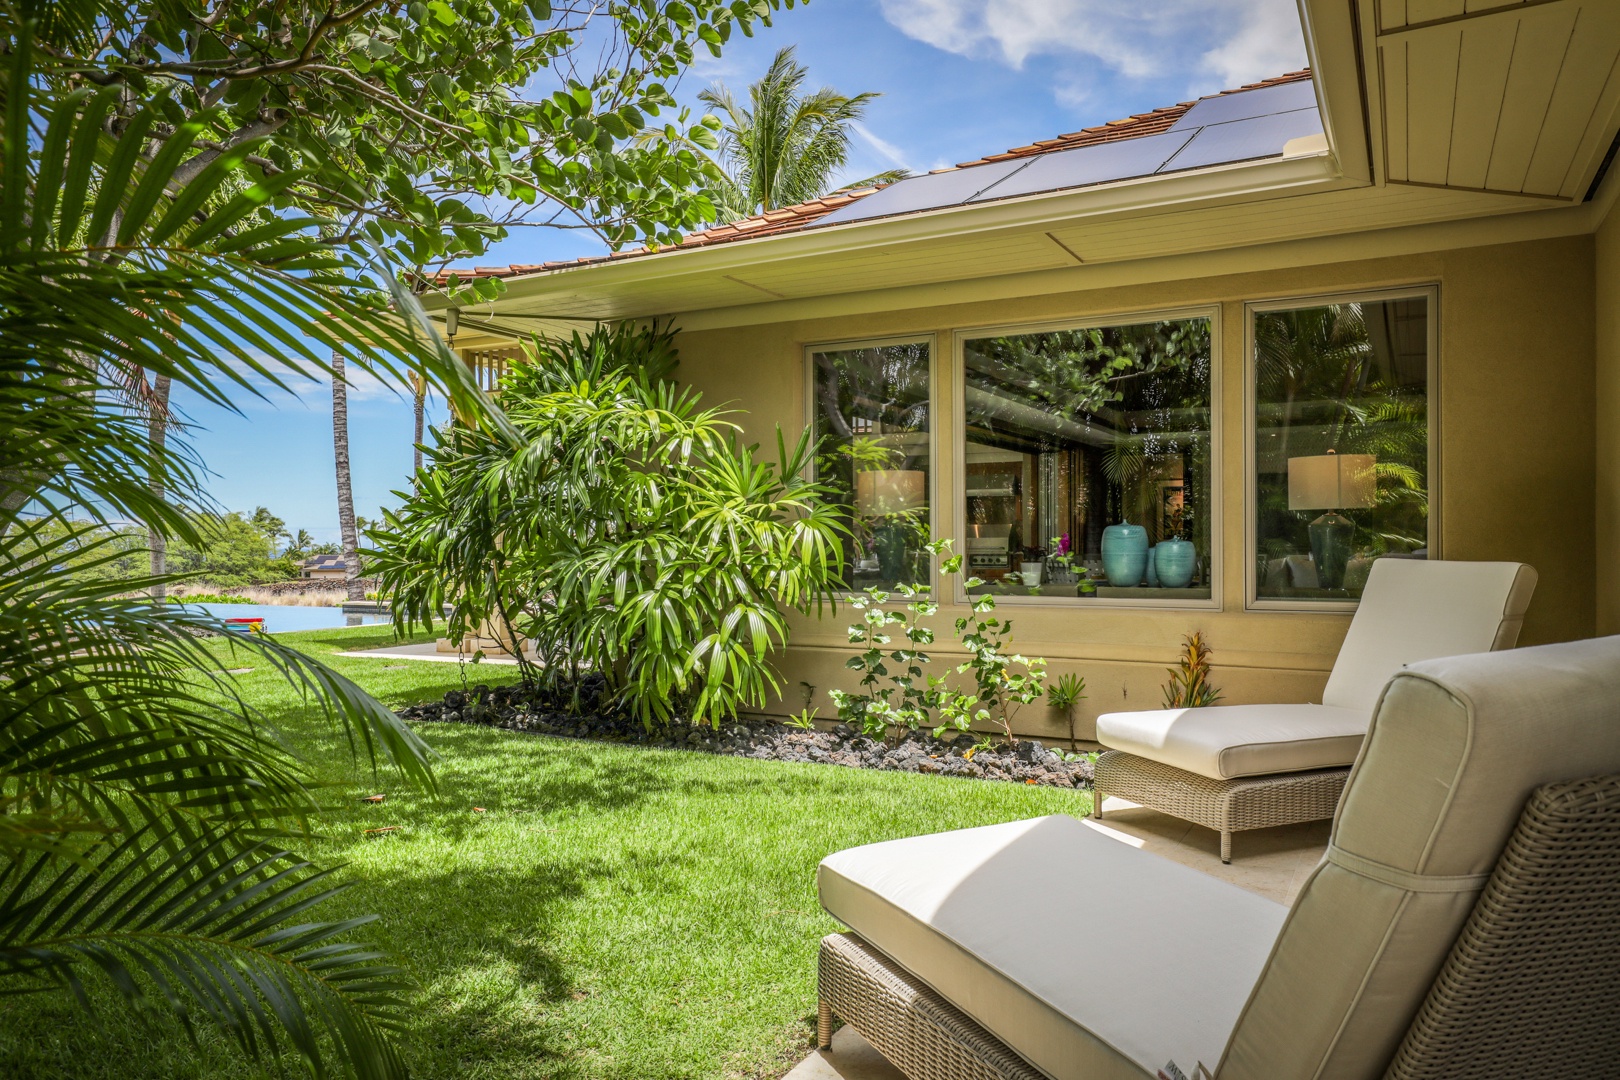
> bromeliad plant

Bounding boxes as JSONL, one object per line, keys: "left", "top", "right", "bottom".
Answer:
{"left": 1163, "top": 631, "right": 1222, "bottom": 708}
{"left": 371, "top": 323, "right": 848, "bottom": 729}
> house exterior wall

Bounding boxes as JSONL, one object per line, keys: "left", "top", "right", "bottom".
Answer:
{"left": 671, "top": 234, "right": 1595, "bottom": 742}
{"left": 1597, "top": 201, "right": 1620, "bottom": 636}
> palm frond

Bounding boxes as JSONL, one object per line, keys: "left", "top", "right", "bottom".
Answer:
{"left": 0, "top": 825, "right": 411, "bottom": 1080}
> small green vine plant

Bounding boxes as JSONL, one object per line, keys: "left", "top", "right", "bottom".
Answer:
{"left": 830, "top": 540, "right": 1048, "bottom": 747}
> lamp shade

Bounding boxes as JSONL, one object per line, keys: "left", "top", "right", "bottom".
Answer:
{"left": 1287, "top": 453, "right": 1376, "bottom": 511}
{"left": 856, "top": 469, "right": 925, "bottom": 517}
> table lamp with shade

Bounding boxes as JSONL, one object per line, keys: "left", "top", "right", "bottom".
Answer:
{"left": 1287, "top": 450, "right": 1376, "bottom": 590}
{"left": 857, "top": 469, "right": 925, "bottom": 582}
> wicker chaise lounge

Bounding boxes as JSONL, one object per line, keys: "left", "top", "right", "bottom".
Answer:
{"left": 1094, "top": 559, "right": 1536, "bottom": 861}
{"left": 816, "top": 634, "right": 1620, "bottom": 1080}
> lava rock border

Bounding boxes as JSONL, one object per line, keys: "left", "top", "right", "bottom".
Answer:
{"left": 396, "top": 681, "right": 1094, "bottom": 790}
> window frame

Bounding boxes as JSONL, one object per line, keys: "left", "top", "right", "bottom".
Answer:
{"left": 1243, "top": 284, "right": 1442, "bottom": 613}
{"left": 950, "top": 304, "right": 1224, "bottom": 611}
{"left": 804, "top": 333, "right": 941, "bottom": 595}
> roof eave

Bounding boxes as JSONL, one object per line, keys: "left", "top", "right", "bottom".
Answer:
{"left": 423, "top": 150, "right": 1353, "bottom": 312}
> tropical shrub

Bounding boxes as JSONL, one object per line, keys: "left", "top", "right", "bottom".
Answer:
{"left": 370, "top": 323, "right": 848, "bottom": 728}
{"left": 830, "top": 541, "right": 1048, "bottom": 745}
{"left": 832, "top": 577, "right": 940, "bottom": 741}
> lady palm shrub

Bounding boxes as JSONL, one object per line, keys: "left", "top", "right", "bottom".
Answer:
{"left": 370, "top": 324, "right": 848, "bottom": 727}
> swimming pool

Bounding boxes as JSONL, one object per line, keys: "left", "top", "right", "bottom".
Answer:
{"left": 189, "top": 602, "right": 392, "bottom": 634}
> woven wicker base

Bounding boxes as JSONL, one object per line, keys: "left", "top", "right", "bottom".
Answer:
{"left": 817, "top": 933, "right": 1044, "bottom": 1080}
{"left": 1386, "top": 772, "right": 1620, "bottom": 1078}
{"left": 1094, "top": 750, "right": 1349, "bottom": 863}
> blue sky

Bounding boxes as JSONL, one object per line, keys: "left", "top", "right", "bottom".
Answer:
{"left": 180, "top": 0, "right": 1306, "bottom": 544}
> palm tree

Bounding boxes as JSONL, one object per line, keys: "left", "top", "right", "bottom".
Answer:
{"left": 332, "top": 350, "right": 366, "bottom": 602}
{"left": 145, "top": 372, "right": 172, "bottom": 601}
{"left": 1, "top": 32, "right": 495, "bottom": 1077}
{"left": 697, "top": 47, "right": 908, "bottom": 221}
{"left": 410, "top": 370, "right": 428, "bottom": 477}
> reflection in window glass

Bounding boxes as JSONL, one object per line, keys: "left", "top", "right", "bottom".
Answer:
{"left": 961, "top": 318, "right": 1213, "bottom": 600}
{"left": 1253, "top": 296, "right": 1429, "bottom": 602}
{"left": 811, "top": 341, "right": 931, "bottom": 590}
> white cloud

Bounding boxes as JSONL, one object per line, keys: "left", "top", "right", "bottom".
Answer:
{"left": 1198, "top": 1, "right": 1311, "bottom": 88}
{"left": 879, "top": 0, "right": 1307, "bottom": 94}
{"left": 850, "top": 121, "right": 914, "bottom": 174}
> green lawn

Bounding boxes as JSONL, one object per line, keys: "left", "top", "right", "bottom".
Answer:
{"left": 1, "top": 626, "right": 1091, "bottom": 1080}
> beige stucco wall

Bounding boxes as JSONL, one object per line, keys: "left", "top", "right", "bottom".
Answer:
{"left": 673, "top": 235, "right": 1596, "bottom": 741}
{"left": 1597, "top": 202, "right": 1620, "bottom": 635}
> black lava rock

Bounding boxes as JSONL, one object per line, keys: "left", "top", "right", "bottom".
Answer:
{"left": 396, "top": 682, "right": 1094, "bottom": 791}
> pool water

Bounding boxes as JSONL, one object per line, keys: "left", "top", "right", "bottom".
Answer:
{"left": 189, "top": 602, "right": 392, "bottom": 634}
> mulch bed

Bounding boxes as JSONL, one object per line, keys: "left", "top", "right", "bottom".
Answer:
{"left": 395, "top": 679, "right": 1095, "bottom": 790}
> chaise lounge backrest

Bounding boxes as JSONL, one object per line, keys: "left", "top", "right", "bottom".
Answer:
{"left": 1321, "top": 559, "right": 1537, "bottom": 715}
{"left": 1218, "top": 634, "right": 1620, "bottom": 1079}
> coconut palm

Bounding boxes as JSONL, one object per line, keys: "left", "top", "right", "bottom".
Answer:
{"left": 0, "top": 29, "right": 496, "bottom": 1078}
{"left": 333, "top": 350, "right": 366, "bottom": 601}
{"left": 698, "top": 47, "right": 909, "bottom": 220}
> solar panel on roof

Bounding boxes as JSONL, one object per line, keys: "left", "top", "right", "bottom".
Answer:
{"left": 1167, "top": 79, "right": 1318, "bottom": 131}
{"left": 1159, "top": 108, "right": 1324, "bottom": 173}
{"left": 814, "top": 157, "right": 1033, "bottom": 226}
{"left": 965, "top": 129, "right": 1195, "bottom": 203}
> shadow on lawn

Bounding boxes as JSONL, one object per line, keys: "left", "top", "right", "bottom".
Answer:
{"left": 374, "top": 861, "right": 591, "bottom": 1074}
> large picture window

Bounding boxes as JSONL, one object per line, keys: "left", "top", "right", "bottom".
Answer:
{"left": 810, "top": 339, "right": 932, "bottom": 591}
{"left": 1251, "top": 292, "right": 1431, "bottom": 604}
{"left": 960, "top": 314, "right": 1214, "bottom": 602}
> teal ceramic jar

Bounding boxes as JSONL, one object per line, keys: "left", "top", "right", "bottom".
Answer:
{"left": 1154, "top": 538, "right": 1196, "bottom": 589}
{"left": 1100, "top": 523, "right": 1149, "bottom": 587}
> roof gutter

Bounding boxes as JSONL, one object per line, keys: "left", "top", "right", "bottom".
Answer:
{"left": 420, "top": 151, "right": 1355, "bottom": 312}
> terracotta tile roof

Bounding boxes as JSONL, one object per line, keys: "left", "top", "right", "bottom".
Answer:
{"left": 429, "top": 69, "right": 1312, "bottom": 285}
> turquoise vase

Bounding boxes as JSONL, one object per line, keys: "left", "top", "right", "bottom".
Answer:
{"left": 1100, "top": 523, "right": 1149, "bottom": 587}
{"left": 1154, "top": 538, "right": 1197, "bottom": 589}
{"left": 1144, "top": 544, "right": 1161, "bottom": 587}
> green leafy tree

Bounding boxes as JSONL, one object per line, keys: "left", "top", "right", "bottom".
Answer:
{"left": 695, "top": 45, "right": 907, "bottom": 221}
{"left": 3, "top": 519, "right": 150, "bottom": 582}
{"left": 168, "top": 510, "right": 287, "bottom": 586}
{"left": 370, "top": 323, "right": 848, "bottom": 727}
{"left": 27, "top": 0, "right": 800, "bottom": 285}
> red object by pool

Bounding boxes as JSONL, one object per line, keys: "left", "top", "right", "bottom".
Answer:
{"left": 223, "top": 618, "right": 265, "bottom": 635}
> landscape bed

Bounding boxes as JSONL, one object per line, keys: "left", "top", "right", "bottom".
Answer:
{"left": 399, "top": 678, "right": 1097, "bottom": 789}
{"left": 1, "top": 626, "right": 1091, "bottom": 1080}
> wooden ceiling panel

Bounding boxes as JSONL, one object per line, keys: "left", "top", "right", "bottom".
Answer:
{"left": 1403, "top": 29, "right": 1463, "bottom": 185}
{"left": 1481, "top": 7, "right": 1576, "bottom": 192}
{"left": 1445, "top": 13, "right": 1519, "bottom": 189}
{"left": 1373, "top": 0, "right": 1620, "bottom": 198}
{"left": 1524, "top": 5, "right": 1620, "bottom": 196}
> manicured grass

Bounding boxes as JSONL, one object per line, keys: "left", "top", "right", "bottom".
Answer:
{"left": 2, "top": 626, "right": 1091, "bottom": 1080}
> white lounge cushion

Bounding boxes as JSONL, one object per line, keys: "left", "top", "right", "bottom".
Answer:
{"left": 1097, "top": 560, "right": 1536, "bottom": 780}
{"left": 1321, "top": 559, "right": 1536, "bottom": 714}
{"left": 1095, "top": 703, "right": 1367, "bottom": 780}
{"left": 1220, "top": 635, "right": 1620, "bottom": 1079}
{"left": 818, "top": 815, "right": 1287, "bottom": 1080}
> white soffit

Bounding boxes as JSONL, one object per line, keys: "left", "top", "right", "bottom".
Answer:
{"left": 1368, "top": 0, "right": 1620, "bottom": 200}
